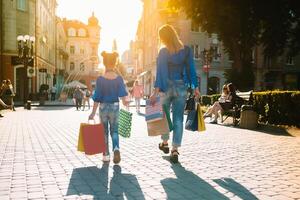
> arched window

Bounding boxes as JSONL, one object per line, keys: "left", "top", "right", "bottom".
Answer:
{"left": 68, "top": 28, "right": 76, "bottom": 37}
{"left": 208, "top": 77, "right": 220, "bottom": 95}
{"left": 78, "top": 29, "right": 86, "bottom": 37}
{"left": 70, "top": 62, "right": 75, "bottom": 71}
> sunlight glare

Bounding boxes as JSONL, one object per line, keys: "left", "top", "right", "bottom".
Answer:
{"left": 56, "top": 0, "right": 143, "bottom": 57}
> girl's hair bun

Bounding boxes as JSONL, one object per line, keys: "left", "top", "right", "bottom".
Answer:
{"left": 101, "top": 51, "right": 106, "bottom": 57}
{"left": 112, "top": 51, "right": 119, "bottom": 57}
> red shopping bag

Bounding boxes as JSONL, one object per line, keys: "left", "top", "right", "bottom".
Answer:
{"left": 82, "top": 122, "right": 106, "bottom": 155}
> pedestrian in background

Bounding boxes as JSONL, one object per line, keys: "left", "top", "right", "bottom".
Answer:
{"left": 82, "top": 89, "right": 91, "bottom": 110}
{"left": 89, "top": 51, "right": 129, "bottom": 164}
{"left": 132, "top": 80, "right": 143, "bottom": 113}
{"left": 73, "top": 86, "right": 84, "bottom": 111}
{"left": 5, "top": 79, "right": 16, "bottom": 111}
{"left": 149, "top": 24, "right": 200, "bottom": 163}
{"left": 0, "top": 80, "right": 7, "bottom": 98}
{"left": 51, "top": 84, "right": 57, "bottom": 101}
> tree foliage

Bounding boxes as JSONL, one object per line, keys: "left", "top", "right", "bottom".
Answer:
{"left": 169, "top": 0, "right": 300, "bottom": 90}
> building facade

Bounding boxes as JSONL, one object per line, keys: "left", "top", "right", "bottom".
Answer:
{"left": 0, "top": 0, "right": 58, "bottom": 101}
{"left": 134, "top": 0, "right": 232, "bottom": 95}
{"left": 55, "top": 17, "right": 68, "bottom": 97}
{"left": 253, "top": 47, "right": 300, "bottom": 91}
{"left": 0, "top": 0, "right": 36, "bottom": 101}
{"left": 35, "top": 0, "right": 56, "bottom": 96}
{"left": 61, "top": 13, "right": 100, "bottom": 90}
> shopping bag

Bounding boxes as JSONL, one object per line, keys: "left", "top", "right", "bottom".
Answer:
{"left": 82, "top": 122, "right": 106, "bottom": 155}
{"left": 197, "top": 103, "right": 206, "bottom": 132}
{"left": 118, "top": 109, "right": 133, "bottom": 138}
{"left": 145, "top": 96, "right": 163, "bottom": 122}
{"left": 147, "top": 115, "right": 170, "bottom": 136}
{"left": 77, "top": 123, "right": 88, "bottom": 152}
{"left": 163, "top": 104, "right": 173, "bottom": 132}
{"left": 185, "top": 109, "right": 198, "bottom": 131}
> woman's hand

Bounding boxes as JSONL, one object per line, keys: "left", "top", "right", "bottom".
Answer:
{"left": 150, "top": 88, "right": 160, "bottom": 105}
{"left": 149, "top": 93, "right": 158, "bottom": 106}
{"left": 89, "top": 112, "right": 95, "bottom": 120}
{"left": 194, "top": 88, "right": 200, "bottom": 98}
{"left": 122, "top": 99, "right": 130, "bottom": 107}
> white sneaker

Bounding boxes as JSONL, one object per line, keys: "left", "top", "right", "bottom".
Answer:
{"left": 102, "top": 155, "right": 110, "bottom": 162}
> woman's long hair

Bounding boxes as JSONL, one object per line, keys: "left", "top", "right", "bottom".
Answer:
{"left": 158, "top": 24, "right": 184, "bottom": 54}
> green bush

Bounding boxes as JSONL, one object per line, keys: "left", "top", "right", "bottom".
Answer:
{"left": 202, "top": 90, "right": 300, "bottom": 127}
{"left": 253, "top": 91, "right": 300, "bottom": 127}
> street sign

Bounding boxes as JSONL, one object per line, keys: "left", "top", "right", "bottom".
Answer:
{"left": 39, "top": 68, "right": 47, "bottom": 73}
{"left": 27, "top": 67, "right": 36, "bottom": 77}
{"left": 203, "top": 65, "right": 210, "bottom": 73}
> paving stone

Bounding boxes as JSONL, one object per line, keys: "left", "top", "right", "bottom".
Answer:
{"left": 1, "top": 107, "right": 300, "bottom": 199}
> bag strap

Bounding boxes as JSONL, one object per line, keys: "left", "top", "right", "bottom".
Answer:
{"left": 184, "top": 46, "right": 192, "bottom": 88}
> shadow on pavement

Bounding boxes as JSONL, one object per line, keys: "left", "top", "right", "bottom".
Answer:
{"left": 213, "top": 178, "right": 259, "bottom": 200}
{"left": 109, "top": 165, "right": 145, "bottom": 200}
{"left": 66, "top": 165, "right": 145, "bottom": 200}
{"left": 32, "top": 106, "right": 76, "bottom": 111}
{"left": 161, "top": 164, "right": 230, "bottom": 200}
{"left": 67, "top": 165, "right": 109, "bottom": 199}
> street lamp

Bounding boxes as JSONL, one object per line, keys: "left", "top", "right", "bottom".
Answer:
{"left": 17, "top": 35, "right": 35, "bottom": 104}
{"left": 201, "top": 45, "right": 221, "bottom": 94}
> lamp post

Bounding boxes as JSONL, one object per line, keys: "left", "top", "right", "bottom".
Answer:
{"left": 17, "top": 35, "right": 35, "bottom": 104}
{"left": 201, "top": 46, "right": 221, "bottom": 94}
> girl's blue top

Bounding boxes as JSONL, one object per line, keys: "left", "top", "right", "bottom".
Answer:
{"left": 92, "top": 75, "right": 128, "bottom": 103}
{"left": 154, "top": 46, "right": 198, "bottom": 93}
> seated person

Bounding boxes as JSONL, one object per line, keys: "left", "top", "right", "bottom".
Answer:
{"left": 204, "top": 84, "right": 230, "bottom": 118}
{"left": 204, "top": 83, "right": 240, "bottom": 123}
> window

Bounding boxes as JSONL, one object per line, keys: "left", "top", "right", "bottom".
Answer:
{"left": 213, "top": 46, "right": 221, "bottom": 62}
{"left": 17, "top": 0, "right": 26, "bottom": 11}
{"left": 80, "top": 63, "right": 85, "bottom": 71}
{"left": 70, "top": 46, "right": 75, "bottom": 54}
{"left": 191, "top": 45, "right": 200, "bottom": 60}
{"left": 78, "top": 29, "right": 86, "bottom": 37}
{"left": 68, "top": 28, "right": 76, "bottom": 37}
{"left": 80, "top": 48, "right": 84, "bottom": 54}
{"left": 70, "top": 62, "right": 75, "bottom": 70}
{"left": 251, "top": 49, "right": 255, "bottom": 63}
{"left": 286, "top": 56, "right": 294, "bottom": 65}
{"left": 191, "top": 20, "right": 200, "bottom": 32}
{"left": 264, "top": 55, "right": 271, "bottom": 68}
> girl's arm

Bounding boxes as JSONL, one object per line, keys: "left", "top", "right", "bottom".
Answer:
{"left": 89, "top": 102, "right": 99, "bottom": 120}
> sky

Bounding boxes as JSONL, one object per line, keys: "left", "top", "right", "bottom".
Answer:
{"left": 56, "top": 0, "right": 143, "bottom": 56}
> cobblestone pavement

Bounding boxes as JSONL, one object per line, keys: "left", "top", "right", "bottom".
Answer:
{"left": 0, "top": 107, "right": 300, "bottom": 200}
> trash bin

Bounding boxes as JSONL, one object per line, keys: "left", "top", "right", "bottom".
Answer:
{"left": 239, "top": 105, "right": 258, "bottom": 129}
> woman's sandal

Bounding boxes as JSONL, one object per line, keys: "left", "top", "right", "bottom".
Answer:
{"left": 170, "top": 149, "right": 179, "bottom": 163}
{"left": 159, "top": 143, "right": 169, "bottom": 154}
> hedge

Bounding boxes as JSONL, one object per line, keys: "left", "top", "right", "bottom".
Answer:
{"left": 201, "top": 91, "right": 300, "bottom": 127}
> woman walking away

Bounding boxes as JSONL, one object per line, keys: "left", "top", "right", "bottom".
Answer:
{"left": 150, "top": 24, "right": 200, "bottom": 163}
{"left": 132, "top": 80, "right": 143, "bottom": 113}
{"left": 89, "top": 51, "right": 129, "bottom": 164}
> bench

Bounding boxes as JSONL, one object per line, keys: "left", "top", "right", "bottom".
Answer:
{"left": 221, "top": 90, "right": 253, "bottom": 126}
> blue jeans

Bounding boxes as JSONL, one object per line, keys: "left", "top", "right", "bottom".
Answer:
{"left": 99, "top": 103, "right": 120, "bottom": 155}
{"left": 161, "top": 80, "right": 187, "bottom": 148}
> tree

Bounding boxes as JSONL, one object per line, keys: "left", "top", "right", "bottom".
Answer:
{"left": 169, "top": 0, "right": 300, "bottom": 90}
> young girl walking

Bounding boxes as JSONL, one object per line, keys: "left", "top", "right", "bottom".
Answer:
{"left": 89, "top": 51, "right": 129, "bottom": 164}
